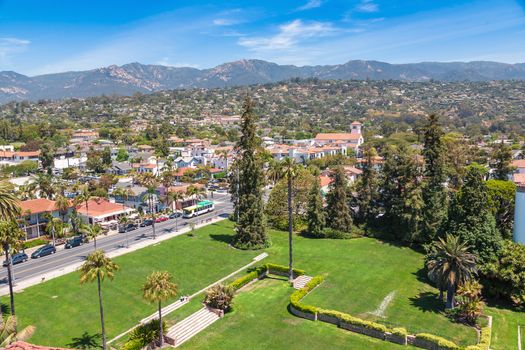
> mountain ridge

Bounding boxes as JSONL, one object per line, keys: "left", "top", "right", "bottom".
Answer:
{"left": 2, "top": 59, "right": 525, "bottom": 103}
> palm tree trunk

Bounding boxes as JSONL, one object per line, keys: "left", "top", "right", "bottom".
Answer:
{"left": 439, "top": 287, "right": 444, "bottom": 302}
{"left": 93, "top": 237, "right": 97, "bottom": 249}
{"left": 446, "top": 284, "right": 455, "bottom": 309}
{"left": 4, "top": 245, "right": 15, "bottom": 317}
{"left": 158, "top": 301, "right": 164, "bottom": 347}
{"left": 288, "top": 176, "right": 293, "bottom": 282}
{"left": 97, "top": 272, "right": 107, "bottom": 350}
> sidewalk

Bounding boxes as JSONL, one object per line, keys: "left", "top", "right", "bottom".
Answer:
{"left": 0, "top": 216, "right": 227, "bottom": 296}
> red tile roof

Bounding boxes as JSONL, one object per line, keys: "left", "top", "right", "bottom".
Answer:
{"left": 512, "top": 159, "right": 525, "bottom": 168}
{"left": 20, "top": 198, "right": 59, "bottom": 215}
{"left": 514, "top": 173, "right": 525, "bottom": 187}
{"left": 319, "top": 175, "right": 333, "bottom": 188}
{"left": 315, "top": 133, "right": 361, "bottom": 141}
{"left": 76, "top": 198, "right": 130, "bottom": 217}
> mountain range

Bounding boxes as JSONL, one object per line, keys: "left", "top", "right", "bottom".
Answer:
{"left": 2, "top": 59, "right": 525, "bottom": 103}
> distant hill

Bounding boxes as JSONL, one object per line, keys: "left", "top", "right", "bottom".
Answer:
{"left": 2, "top": 59, "right": 525, "bottom": 103}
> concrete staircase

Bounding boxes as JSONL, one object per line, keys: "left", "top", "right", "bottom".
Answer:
{"left": 166, "top": 307, "right": 220, "bottom": 347}
{"left": 293, "top": 275, "right": 313, "bottom": 289}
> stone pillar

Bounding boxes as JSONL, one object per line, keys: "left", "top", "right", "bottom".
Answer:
{"left": 514, "top": 185, "right": 525, "bottom": 244}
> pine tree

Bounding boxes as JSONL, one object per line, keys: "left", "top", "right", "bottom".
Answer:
{"left": 380, "top": 145, "right": 424, "bottom": 242}
{"left": 422, "top": 114, "right": 448, "bottom": 242}
{"left": 231, "top": 96, "right": 268, "bottom": 249}
{"left": 444, "top": 163, "right": 502, "bottom": 264}
{"left": 492, "top": 141, "right": 514, "bottom": 180}
{"left": 306, "top": 176, "right": 325, "bottom": 237}
{"left": 325, "top": 166, "right": 352, "bottom": 232}
{"left": 353, "top": 144, "right": 380, "bottom": 228}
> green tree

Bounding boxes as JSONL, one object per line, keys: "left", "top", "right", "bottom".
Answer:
{"left": 353, "top": 144, "right": 380, "bottom": 228}
{"left": 0, "top": 221, "right": 24, "bottom": 317}
{"left": 86, "top": 149, "right": 106, "bottom": 173}
{"left": 486, "top": 179, "right": 516, "bottom": 240}
{"left": 79, "top": 250, "right": 119, "bottom": 350}
{"left": 0, "top": 316, "right": 35, "bottom": 347}
{"left": 426, "top": 234, "right": 477, "bottom": 309}
{"left": 231, "top": 96, "right": 268, "bottom": 249}
{"left": 281, "top": 157, "right": 299, "bottom": 282}
{"left": 306, "top": 176, "right": 325, "bottom": 237}
{"left": 380, "top": 145, "right": 424, "bottom": 242}
{"left": 82, "top": 223, "right": 103, "bottom": 249}
{"left": 444, "top": 164, "right": 502, "bottom": 264}
{"left": 116, "top": 148, "right": 129, "bottom": 161}
{"left": 142, "top": 271, "right": 178, "bottom": 348}
{"left": 39, "top": 142, "right": 55, "bottom": 174}
{"left": 102, "top": 146, "right": 112, "bottom": 166}
{"left": 492, "top": 141, "right": 514, "bottom": 180}
{"left": 325, "top": 166, "right": 352, "bottom": 232}
{"left": 421, "top": 114, "right": 448, "bottom": 241}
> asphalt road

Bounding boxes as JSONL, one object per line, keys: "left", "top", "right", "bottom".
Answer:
{"left": 0, "top": 193, "right": 233, "bottom": 286}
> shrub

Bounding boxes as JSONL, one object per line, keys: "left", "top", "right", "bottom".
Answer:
{"left": 391, "top": 327, "right": 408, "bottom": 337}
{"left": 204, "top": 284, "right": 235, "bottom": 311}
{"left": 22, "top": 238, "right": 48, "bottom": 249}
{"left": 120, "top": 339, "right": 143, "bottom": 350}
{"left": 289, "top": 275, "right": 324, "bottom": 314}
{"left": 465, "top": 325, "right": 492, "bottom": 350}
{"left": 338, "top": 312, "right": 389, "bottom": 333}
{"left": 415, "top": 333, "right": 460, "bottom": 350}
{"left": 229, "top": 265, "right": 267, "bottom": 290}
{"left": 127, "top": 319, "right": 166, "bottom": 348}
{"left": 266, "top": 263, "right": 305, "bottom": 277}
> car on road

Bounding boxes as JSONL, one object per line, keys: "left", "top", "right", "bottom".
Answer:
{"left": 169, "top": 212, "right": 182, "bottom": 219}
{"left": 155, "top": 216, "right": 168, "bottom": 223}
{"left": 3, "top": 252, "right": 28, "bottom": 266}
{"left": 65, "top": 236, "right": 84, "bottom": 249}
{"left": 31, "top": 244, "right": 56, "bottom": 259}
{"left": 140, "top": 219, "right": 154, "bottom": 227}
{"left": 119, "top": 223, "right": 138, "bottom": 233}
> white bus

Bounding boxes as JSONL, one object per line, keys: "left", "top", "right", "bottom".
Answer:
{"left": 182, "top": 200, "right": 215, "bottom": 218}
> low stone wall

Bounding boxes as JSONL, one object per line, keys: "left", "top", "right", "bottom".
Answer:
{"left": 385, "top": 332, "right": 407, "bottom": 345}
{"left": 289, "top": 304, "right": 317, "bottom": 321}
{"left": 318, "top": 312, "right": 340, "bottom": 326}
{"left": 412, "top": 337, "right": 443, "bottom": 350}
{"left": 340, "top": 321, "right": 386, "bottom": 340}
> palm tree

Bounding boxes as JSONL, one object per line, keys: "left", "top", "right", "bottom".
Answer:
{"left": 427, "top": 234, "right": 478, "bottom": 309}
{"left": 0, "top": 221, "right": 24, "bottom": 317}
{"left": 142, "top": 271, "right": 178, "bottom": 348}
{"left": 112, "top": 187, "right": 133, "bottom": 214}
{"left": 142, "top": 188, "right": 158, "bottom": 239}
{"left": 54, "top": 195, "right": 70, "bottom": 223}
{"left": 167, "top": 191, "right": 184, "bottom": 231}
{"left": 82, "top": 223, "right": 103, "bottom": 249}
{"left": 266, "top": 158, "right": 283, "bottom": 187}
{"left": 75, "top": 185, "right": 94, "bottom": 225}
{"left": 0, "top": 316, "right": 35, "bottom": 347}
{"left": 0, "top": 182, "right": 21, "bottom": 221}
{"left": 186, "top": 185, "right": 205, "bottom": 202}
{"left": 44, "top": 216, "right": 63, "bottom": 246}
{"left": 79, "top": 250, "right": 119, "bottom": 350}
{"left": 34, "top": 173, "right": 54, "bottom": 199}
{"left": 281, "top": 157, "right": 298, "bottom": 282}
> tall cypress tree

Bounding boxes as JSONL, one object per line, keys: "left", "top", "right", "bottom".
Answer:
{"left": 354, "top": 144, "right": 380, "bottom": 228}
{"left": 444, "top": 163, "right": 502, "bottom": 264}
{"left": 325, "top": 166, "right": 353, "bottom": 232}
{"left": 422, "top": 114, "right": 448, "bottom": 242}
{"left": 380, "top": 145, "right": 424, "bottom": 242}
{"left": 306, "top": 177, "right": 325, "bottom": 237}
{"left": 492, "top": 141, "right": 514, "bottom": 180}
{"left": 231, "top": 96, "right": 268, "bottom": 249}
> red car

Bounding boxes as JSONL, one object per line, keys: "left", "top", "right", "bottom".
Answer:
{"left": 155, "top": 216, "right": 168, "bottom": 223}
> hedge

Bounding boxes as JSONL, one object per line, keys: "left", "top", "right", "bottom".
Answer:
{"left": 266, "top": 263, "right": 305, "bottom": 277}
{"left": 229, "top": 263, "right": 306, "bottom": 291}
{"left": 120, "top": 339, "right": 143, "bottom": 350}
{"left": 415, "top": 333, "right": 461, "bottom": 350}
{"left": 465, "top": 325, "right": 491, "bottom": 350}
{"left": 289, "top": 275, "right": 324, "bottom": 314}
{"left": 391, "top": 327, "right": 408, "bottom": 337}
{"left": 23, "top": 238, "right": 48, "bottom": 249}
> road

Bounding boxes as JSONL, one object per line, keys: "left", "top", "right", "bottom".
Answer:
{"left": 0, "top": 193, "right": 232, "bottom": 286}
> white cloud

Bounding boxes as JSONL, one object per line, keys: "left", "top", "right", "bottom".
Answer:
{"left": 0, "top": 37, "right": 30, "bottom": 67}
{"left": 156, "top": 57, "right": 200, "bottom": 68}
{"left": 356, "top": 0, "right": 379, "bottom": 13}
{"left": 213, "top": 18, "right": 238, "bottom": 26}
{"left": 297, "top": 0, "right": 323, "bottom": 11}
{"left": 239, "top": 19, "right": 336, "bottom": 51}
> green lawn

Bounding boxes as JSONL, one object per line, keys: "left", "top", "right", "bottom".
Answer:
{"left": 8, "top": 219, "right": 524, "bottom": 350}
{"left": 13, "top": 222, "right": 258, "bottom": 347}
{"left": 181, "top": 278, "right": 407, "bottom": 350}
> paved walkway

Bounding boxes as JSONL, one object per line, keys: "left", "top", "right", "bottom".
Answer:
{"left": 293, "top": 275, "right": 313, "bottom": 289}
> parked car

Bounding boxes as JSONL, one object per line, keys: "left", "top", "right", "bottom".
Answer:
{"left": 169, "top": 212, "right": 182, "bottom": 219}
{"left": 31, "top": 244, "right": 56, "bottom": 259}
{"left": 140, "top": 219, "right": 154, "bottom": 227}
{"left": 119, "top": 223, "right": 138, "bottom": 233}
{"left": 65, "top": 236, "right": 84, "bottom": 249}
{"left": 3, "top": 252, "right": 28, "bottom": 267}
{"left": 155, "top": 216, "right": 168, "bottom": 223}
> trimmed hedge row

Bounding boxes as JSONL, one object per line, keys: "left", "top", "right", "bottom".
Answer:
{"left": 465, "top": 325, "right": 491, "bottom": 350}
{"left": 229, "top": 263, "right": 305, "bottom": 291}
{"left": 290, "top": 275, "right": 324, "bottom": 314}
{"left": 414, "top": 333, "right": 461, "bottom": 350}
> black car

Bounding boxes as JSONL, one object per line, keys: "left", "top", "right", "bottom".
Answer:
{"left": 65, "top": 236, "right": 83, "bottom": 249}
{"left": 140, "top": 219, "right": 154, "bottom": 227}
{"left": 3, "top": 252, "right": 28, "bottom": 267}
{"left": 119, "top": 223, "right": 138, "bottom": 233}
{"left": 169, "top": 212, "right": 182, "bottom": 219}
{"left": 31, "top": 244, "right": 56, "bottom": 259}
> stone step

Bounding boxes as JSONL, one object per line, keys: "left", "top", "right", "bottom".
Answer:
{"left": 165, "top": 307, "right": 220, "bottom": 347}
{"left": 293, "top": 275, "right": 313, "bottom": 289}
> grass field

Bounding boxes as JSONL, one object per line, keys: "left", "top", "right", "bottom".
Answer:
{"left": 181, "top": 278, "right": 407, "bottom": 350}
{"left": 13, "top": 222, "right": 258, "bottom": 347}
{"left": 7, "top": 219, "right": 524, "bottom": 349}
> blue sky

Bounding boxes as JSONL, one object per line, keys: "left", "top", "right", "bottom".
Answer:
{"left": 1, "top": 0, "right": 524, "bottom": 75}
